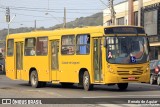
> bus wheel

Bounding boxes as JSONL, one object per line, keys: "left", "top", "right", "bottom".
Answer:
{"left": 117, "top": 83, "right": 128, "bottom": 90}
{"left": 83, "top": 71, "right": 93, "bottom": 91}
{"left": 61, "top": 83, "right": 74, "bottom": 87}
{"left": 157, "top": 76, "right": 160, "bottom": 86}
{"left": 30, "top": 70, "right": 41, "bottom": 88}
{"left": 150, "top": 75, "right": 155, "bottom": 85}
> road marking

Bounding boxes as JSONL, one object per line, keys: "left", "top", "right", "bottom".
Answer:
{"left": 98, "top": 104, "right": 139, "bottom": 107}
{"left": 26, "top": 90, "right": 67, "bottom": 98}
{"left": 130, "top": 83, "right": 160, "bottom": 87}
{"left": 82, "top": 95, "right": 160, "bottom": 98}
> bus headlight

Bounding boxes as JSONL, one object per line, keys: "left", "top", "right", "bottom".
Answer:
{"left": 109, "top": 68, "right": 116, "bottom": 74}
{"left": 144, "top": 67, "right": 149, "bottom": 73}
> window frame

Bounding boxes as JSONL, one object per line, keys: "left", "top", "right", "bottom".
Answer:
{"left": 116, "top": 17, "right": 125, "bottom": 25}
{"left": 7, "top": 39, "right": 14, "bottom": 56}
{"left": 61, "top": 35, "right": 75, "bottom": 55}
{"left": 76, "top": 34, "right": 90, "bottom": 55}
{"left": 24, "top": 37, "right": 36, "bottom": 56}
{"left": 36, "top": 36, "right": 48, "bottom": 56}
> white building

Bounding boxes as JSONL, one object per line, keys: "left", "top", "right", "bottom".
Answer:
{"left": 103, "top": 0, "right": 160, "bottom": 60}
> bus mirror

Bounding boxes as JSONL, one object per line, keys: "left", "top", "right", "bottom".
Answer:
{"left": 103, "top": 39, "right": 107, "bottom": 47}
{"left": 147, "top": 37, "right": 150, "bottom": 52}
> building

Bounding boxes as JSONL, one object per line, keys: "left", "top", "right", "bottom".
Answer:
{"left": 103, "top": 0, "right": 160, "bottom": 60}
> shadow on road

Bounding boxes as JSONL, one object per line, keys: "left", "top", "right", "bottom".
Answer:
{"left": 18, "top": 82, "right": 160, "bottom": 92}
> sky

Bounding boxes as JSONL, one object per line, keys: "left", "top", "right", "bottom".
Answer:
{"left": 0, "top": 0, "right": 124, "bottom": 30}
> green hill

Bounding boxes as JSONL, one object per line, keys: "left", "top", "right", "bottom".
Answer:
{"left": 0, "top": 12, "right": 103, "bottom": 42}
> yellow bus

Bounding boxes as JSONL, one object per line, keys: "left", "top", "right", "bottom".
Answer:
{"left": 6, "top": 26, "right": 150, "bottom": 91}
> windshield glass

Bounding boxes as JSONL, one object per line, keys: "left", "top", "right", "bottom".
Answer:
{"left": 106, "top": 36, "right": 149, "bottom": 64}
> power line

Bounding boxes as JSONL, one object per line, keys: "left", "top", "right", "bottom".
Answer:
{"left": 0, "top": 6, "right": 102, "bottom": 14}
{"left": 99, "top": 0, "right": 108, "bottom": 7}
{"left": 0, "top": 5, "right": 103, "bottom": 11}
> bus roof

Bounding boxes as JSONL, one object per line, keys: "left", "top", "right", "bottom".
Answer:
{"left": 6, "top": 25, "right": 144, "bottom": 39}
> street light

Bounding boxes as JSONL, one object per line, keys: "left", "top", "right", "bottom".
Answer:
{"left": 45, "top": 12, "right": 62, "bottom": 26}
{"left": 7, "top": 14, "right": 16, "bottom": 35}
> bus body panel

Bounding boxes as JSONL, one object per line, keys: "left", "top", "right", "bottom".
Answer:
{"left": 23, "top": 56, "right": 50, "bottom": 81}
{"left": 5, "top": 26, "right": 150, "bottom": 87}
{"left": 6, "top": 56, "right": 16, "bottom": 80}
{"left": 104, "top": 63, "right": 150, "bottom": 84}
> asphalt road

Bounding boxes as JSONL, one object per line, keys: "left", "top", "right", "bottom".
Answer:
{"left": 0, "top": 74, "right": 160, "bottom": 107}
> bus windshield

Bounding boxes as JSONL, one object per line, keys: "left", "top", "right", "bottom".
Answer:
{"left": 106, "top": 36, "right": 149, "bottom": 64}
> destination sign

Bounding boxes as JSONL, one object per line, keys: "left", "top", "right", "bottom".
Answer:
{"left": 104, "top": 27, "right": 145, "bottom": 34}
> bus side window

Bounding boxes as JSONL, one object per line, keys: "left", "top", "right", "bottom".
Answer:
{"left": 7, "top": 39, "right": 14, "bottom": 56}
{"left": 76, "top": 34, "right": 90, "bottom": 55}
{"left": 36, "top": 37, "right": 48, "bottom": 56}
{"left": 24, "top": 38, "right": 36, "bottom": 56}
{"left": 61, "top": 35, "right": 75, "bottom": 55}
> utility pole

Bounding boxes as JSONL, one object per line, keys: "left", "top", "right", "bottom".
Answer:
{"left": 34, "top": 20, "right": 37, "bottom": 31}
{"left": 5, "top": 7, "right": 16, "bottom": 35}
{"left": 6, "top": 7, "right": 10, "bottom": 35}
{"left": 63, "top": 7, "right": 66, "bottom": 28}
{"left": 109, "top": 0, "right": 115, "bottom": 25}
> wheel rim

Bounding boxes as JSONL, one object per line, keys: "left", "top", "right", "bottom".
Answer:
{"left": 31, "top": 74, "right": 37, "bottom": 85}
{"left": 84, "top": 75, "right": 89, "bottom": 87}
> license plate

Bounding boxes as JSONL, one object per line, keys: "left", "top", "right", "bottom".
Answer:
{"left": 128, "top": 77, "right": 135, "bottom": 80}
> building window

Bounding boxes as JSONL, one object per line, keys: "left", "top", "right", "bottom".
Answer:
{"left": 36, "top": 37, "right": 48, "bottom": 55}
{"left": 7, "top": 39, "right": 14, "bottom": 56}
{"left": 107, "top": 20, "right": 112, "bottom": 26}
{"left": 76, "top": 34, "right": 90, "bottom": 54}
{"left": 116, "top": 17, "right": 124, "bottom": 25}
{"left": 61, "top": 35, "right": 75, "bottom": 55}
{"left": 134, "top": 11, "right": 138, "bottom": 26}
{"left": 25, "top": 38, "right": 36, "bottom": 56}
{"left": 144, "top": 10, "right": 158, "bottom": 36}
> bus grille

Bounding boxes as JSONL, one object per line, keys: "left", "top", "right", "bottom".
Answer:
{"left": 117, "top": 67, "right": 143, "bottom": 75}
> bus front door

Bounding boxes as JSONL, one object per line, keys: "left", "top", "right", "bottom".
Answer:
{"left": 93, "top": 38, "right": 103, "bottom": 83}
{"left": 51, "top": 40, "right": 60, "bottom": 82}
{"left": 15, "top": 42, "right": 23, "bottom": 79}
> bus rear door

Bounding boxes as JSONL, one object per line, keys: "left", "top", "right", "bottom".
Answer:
{"left": 15, "top": 42, "right": 23, "bottom": 79}
{"left": 50, "top": 40, "right": 60, "bottom": 82}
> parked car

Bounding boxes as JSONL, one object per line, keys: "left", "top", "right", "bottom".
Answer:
{"left": 0, "top": 53, "right": 5, "bottom": 74}
{"left": 150, "top": 60, "right": 160, "bottom": 85}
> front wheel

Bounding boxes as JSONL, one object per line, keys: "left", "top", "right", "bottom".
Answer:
{"left": 83, "top": 71, "right": 93, "bottom": 91}
{"left": 157, "top": 76, "right": 160, "bottom": 86}
{"left": 117, "top": 83, "right": 128, "bottom": 90}
{"left": 30, "top": 70, "right": 41, "bottom": 88}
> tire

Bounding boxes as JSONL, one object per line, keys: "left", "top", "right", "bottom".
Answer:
{"left": 150, "top": 75, "right": 155, "bottom": 85}
{"left": 61, "top": 83, "right": 74, "bottom": 88}
{"left": 117, "top": 83, "right": 128, "bottom": 90}
{"left": 30, "top": 70, "right": 41, "bottom": 88}
{"left": 83, "top": 71, "right": 93, "bottom": 91}
{"left": 157, "top": 76, "right": 160, "bottom": 86}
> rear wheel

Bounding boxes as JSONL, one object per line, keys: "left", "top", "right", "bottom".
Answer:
{"left": 117, "top": 83, "right": 128, "bottom": 90}
{"left": 30, "top": 70, "right": 41, "bottom": 88}
{"left": 157, "top": 76, "right": 160, "bottom": 86}
{"left": 83, "top": 71, "right": 93, "bottom": 91}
